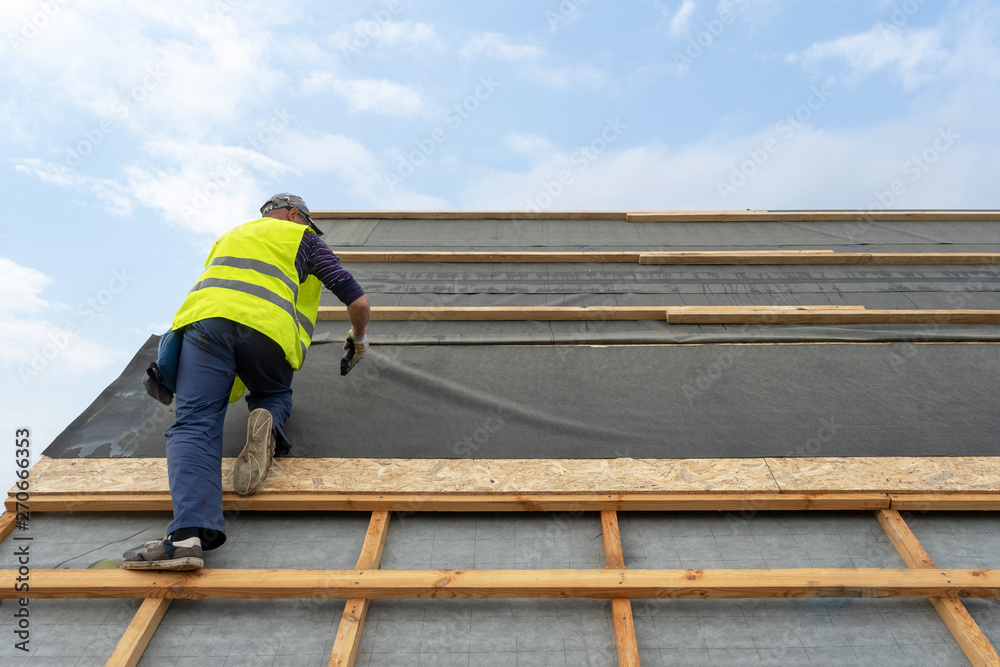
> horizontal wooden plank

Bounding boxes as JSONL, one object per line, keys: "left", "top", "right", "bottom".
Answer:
{"left": 5, "top": 492, "right": 892, "bottom": 513}
{"left": 5, "top": 567, "right": 1000, "bottom": 600}
{"left": 768, "top": 457, "right": 1000, "bottom": 494}
{"left": 313, "top": 210, "right": 628, "bottom": 220}
{"left": 318, "top": 306, "right": 670, "bottom": 321}
{"left": 316, "top": 305, "right": 1000, "bottom": 323}
{"left": 338, "top": 251, "right": 641, "bottom": 263}
{"left": 626, "top": 210, "right": 1000, "bottom": 223}
{"left": 330, "top": 250, "right": 1000, "bottom": 265}
{"left": 890, "top": 495, "right": 1000, "bottom": 511}
{"left": 16, "top": 456, "right": 783, "bottom": 495}
{"left": 308, "top": 210, "right": 1000, "bottom": 222}
{"left": 664, "top": 307, "right": 1000, "bottom": 324}
{"left": 640, "top": 251, "right": 1000, "bottom": 265}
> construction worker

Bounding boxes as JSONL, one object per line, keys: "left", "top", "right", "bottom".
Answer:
{"left": 122, "top": 193, "right": 370, "bottom": 571}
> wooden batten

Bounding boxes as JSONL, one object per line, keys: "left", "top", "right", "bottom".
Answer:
{"left": 314, "top": 305, "right": 1000, "bottom": 323}
{"left": 309, "top": 210, "right": 1000, "bottom": 223}
{"left": 4, "top": 567, "right": 1000, "bottom": 601}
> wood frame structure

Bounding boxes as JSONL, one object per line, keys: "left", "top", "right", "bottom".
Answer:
{"left": 14, "top": 210, "right": 1000, "bottom": 665}
{"left": 6, "top": 455, "right": 1000, "bottom": 666}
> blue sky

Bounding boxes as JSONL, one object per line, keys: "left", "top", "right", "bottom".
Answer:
{"left": 2, "top": 0, "right": 998, "bottom": 488}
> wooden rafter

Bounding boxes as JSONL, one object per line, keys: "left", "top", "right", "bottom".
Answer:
{"left": 106, "top": 599, "right": 171, "bottom": 667}
{"left": 329, "top": 511, "right": 390, "bottom": 667}
{"left": 601, "top": 511, "right": 640, "bottom": 667}
{"left": 877, "top": 510, "right": 1000, "bottom": 666}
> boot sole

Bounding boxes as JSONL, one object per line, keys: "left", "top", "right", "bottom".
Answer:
{"left": 120, "top": 556, "right": 204, "bottom": 571}
{"left": 232, "top": 408, "right": 274, "bottom": 496}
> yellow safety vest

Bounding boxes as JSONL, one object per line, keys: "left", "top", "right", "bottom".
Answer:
{"left": 172, "top": 217, "right": 322, "bottom": 372}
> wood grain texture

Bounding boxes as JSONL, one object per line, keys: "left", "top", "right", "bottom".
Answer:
{"left": 640, "top": 251, "right": 1000, "bottom": 265}
{"left": 337, "top": 251, "right": 642, "bottom": 263}
{"left": 626, "top": 210, "right": 1000, "bottom": 222}
{"left": 330, "top": 511, "right": 390, "bottom": 667}
{"left": 314, "top": 305, "right": 1000, "bottom": 323}
{"left": 5, "top": 567, "right": 1000, "bottom": 600}
{"left": 767, "top": 457, "right": 1000, "bottom": 493}
{"left": 330, "top": 249, "right": 1000, "bottom": 265}
{"left": 17, "top": 456, "right": 781, "bottom": 495}
{"left": 308, "top": 210, "right": 1000, "bottom": 222}
{"left": 601, "top": 511, "right": 640, "bottom": 667}
{"left": 105, "top": 598, "right": 171, "bottom": 667}
{"left": 0, "top": 512, "right": 16, "bottom": 545}
{"left": 5, "top": 492, "right": 892, "bottom": 513}
{"left": 311, "top": 210, "right": 629, "bottom": 220}
{"left": 877, "top": 510, "right": 1000, "bottom": 666}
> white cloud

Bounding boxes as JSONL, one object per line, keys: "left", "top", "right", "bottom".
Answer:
{"left": 123, "top": 138, "right": 293, "bottom": 236}
{"left": 1, "top": 1, "right": 281, "bottom": 139}
{"left": 15, "top": 160, "right": 132, "bottom": 216}
{"left": 523, "top": 62, "right": 608, "bottom": 90}
{"left": 0, "top": 258, "right": 52, "bottom": 315}
{"left": 458, "top": 115, "right": 993, "bottom": 212}
{"left": 0, "top": 257, "right": 128, "bottom": 373}
{"left": 669, "top": 1, "right": 698, "bottom": 38}
{"left": 791, "top": 25, "right": 950, "bottom": 90}
{"left": 460, "top": 33, "right": 546, "bottom": 62}
{"left": 302, "top": 73, "right": 424, "bottom": 116}
{"left": 330, "top": 19, "right": 444, "bottom": 54}
{"left": 504, "top": 132, "right": 557, "bottom": 157}
{"left": 459, "top": 32, "right": 606, "bottom": 90}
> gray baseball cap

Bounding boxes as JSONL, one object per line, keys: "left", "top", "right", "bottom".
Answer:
{"left": 260, "top": 193, "right": 324, "bottom": 236}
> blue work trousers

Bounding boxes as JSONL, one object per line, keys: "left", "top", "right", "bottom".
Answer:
{"left": 165, "top": 318, "right": 293, "bottom": 549}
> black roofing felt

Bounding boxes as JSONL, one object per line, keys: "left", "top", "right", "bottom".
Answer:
{"left": 44, "top": 330, "right": 1000, "bottom": 459}
{"left": 43, "top": 216, "right": 1000, "bottom": 460}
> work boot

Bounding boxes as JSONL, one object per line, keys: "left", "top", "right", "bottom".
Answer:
{"left": 232, "top": 408, "right": 275, "bottom": 496}
{"left": 120, "top": 535, "right": 203, "bottom": 571}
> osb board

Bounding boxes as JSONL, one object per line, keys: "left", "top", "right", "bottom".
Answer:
{"left": 21, "top": 457, "right": 777, "bottom": 495}
{"left": 18, "top": 456, "right": 1000, "bottom": 497}
{"left": 766, "top": 457, "right": 1000, "bottom": 493}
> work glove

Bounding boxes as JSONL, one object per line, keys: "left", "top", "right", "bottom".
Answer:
{"left": 342, "top": 328, "right": 368, "bottom": 374}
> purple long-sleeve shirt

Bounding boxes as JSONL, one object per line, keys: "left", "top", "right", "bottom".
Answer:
{"left": 294, "top": 231, "right": 365, "bottom": 305}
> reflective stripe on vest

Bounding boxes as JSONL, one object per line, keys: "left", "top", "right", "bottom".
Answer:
{"left": 188, "top": 276, "right": 315, "bottom": 339}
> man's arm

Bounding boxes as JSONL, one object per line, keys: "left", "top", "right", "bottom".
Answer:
{"left": 347, "top": 294, "right": 370, "bottom": 336}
